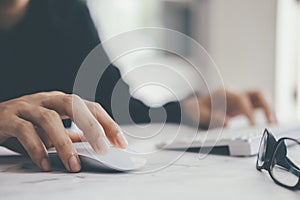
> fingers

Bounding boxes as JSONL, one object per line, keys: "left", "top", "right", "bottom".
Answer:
{"left": 66, "top": 130, "right": 86, "bottom": 143}
{"left": 237, "top": 95, "right": 256, "bottom": 125}
{"left": 12, "top": 118, "right": 51, "bottom": 171}
{"left": 84, "top": 101, "right": 128, "bottom": 149}
{"left": 227, "top": 90, "right": 276, "bottom": 125}
{"left": 247, "top": 91, "right": 277, "bottom": 124}
{"left": 18, "top": 104, "right": 81, "bottom": 172}
{"left": 0, "top": 91, "right": 126, "bottom": 173}
{"left": 185, "top": 89, "right": 275, "bottom": 128}
{"left": 42, "top": 94, "right": 110, "bottom": 154}
{"left": 36, "top": 127, "right": 85, "bottom": 147}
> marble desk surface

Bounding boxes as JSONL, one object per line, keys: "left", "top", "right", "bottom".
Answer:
{"left": 0, "top": 145, "right": 299, "bottom": 200}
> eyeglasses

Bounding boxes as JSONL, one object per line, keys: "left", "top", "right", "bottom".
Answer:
{"left": 256, "top": 129, "right": 300, "bottom": 190}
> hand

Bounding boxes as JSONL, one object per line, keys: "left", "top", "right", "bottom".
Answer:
{"left": 183, "top": 89, "right": 277, "bottom": 128}
{"left": 0, "top": 91, "right": 128, "bottom": 172}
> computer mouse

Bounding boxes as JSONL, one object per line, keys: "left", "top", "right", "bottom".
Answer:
{"left": 48, "top": 142, "right": 146, "bottom": 172}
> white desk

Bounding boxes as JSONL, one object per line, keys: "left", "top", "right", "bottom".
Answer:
{"left": 0, "top": 124, "right": 299, "bottom": 200}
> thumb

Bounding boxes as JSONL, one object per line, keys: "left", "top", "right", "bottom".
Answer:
{"left": 209, "top": 111, "right": 229, "bottom": 129}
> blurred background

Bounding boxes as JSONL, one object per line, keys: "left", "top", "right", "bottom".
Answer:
{"left": 86, "top": 0, "right": 300, "bottom": 122}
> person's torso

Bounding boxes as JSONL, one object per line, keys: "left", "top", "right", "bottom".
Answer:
{"left": 0, "top": 0, "right": 97, "bottom": 101}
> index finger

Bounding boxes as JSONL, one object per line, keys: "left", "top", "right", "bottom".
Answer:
{"left": 84, "top": 101, "right": 128, "bottom": 149}
{"left": 41, "top": 94, "right": 110, "bottom": 154}
{"left": 236, "top": 95, "right": 256, "bottom": 126}
{"left": 247, "top": 91, "right": 276, "bottom": 124}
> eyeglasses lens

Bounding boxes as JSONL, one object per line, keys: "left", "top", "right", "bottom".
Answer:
{"left": 270, "top": 139, "right": 300, "bottom": 187}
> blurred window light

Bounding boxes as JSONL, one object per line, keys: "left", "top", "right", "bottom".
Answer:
{"left": 275, "top": 0, "right": 299, "bottom": 122}
{"left": 297, "top": 0, "right": 300, "bottom": 119}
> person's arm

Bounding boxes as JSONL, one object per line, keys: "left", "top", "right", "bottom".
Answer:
{"left": 0, "top": 0, "right": 128, "bottom": 173}
{"left": 53, "top": 1, "right": 183, "bottom": 125}
{"left": 53, "top": 1, "right": 276, "bottom": 132}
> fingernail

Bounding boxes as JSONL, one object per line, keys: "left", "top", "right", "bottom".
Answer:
{"left": 68, "top": 154, "right": 81, "bottom": 172}
{"left": 95, "top": 137, "right": 109, "bottom": 154}
{"left": 117, "top": 131, "right": 128, "bottom": 148}
{"left": 40, "top": 158, "right": 51, "bottom": 171}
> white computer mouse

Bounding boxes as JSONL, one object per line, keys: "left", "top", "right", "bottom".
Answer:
{"left": 48, "top": 142, "right": 146, "bottom": 172}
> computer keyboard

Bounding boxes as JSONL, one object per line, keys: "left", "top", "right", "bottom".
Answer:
{"left": 69, "top": 109, "right": 300, "bottom": 157}
{"left": 160, "top": 123, "right": 300, "bottom": 156}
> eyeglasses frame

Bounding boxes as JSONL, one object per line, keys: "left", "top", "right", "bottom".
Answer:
{"left": 256, "top": 128, "right": 300, "bottom": 190}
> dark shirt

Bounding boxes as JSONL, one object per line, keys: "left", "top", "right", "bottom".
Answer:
{"left": 0, "top": 0, "right": 181, "bottom": 124}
